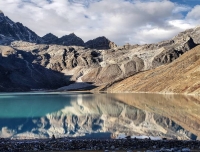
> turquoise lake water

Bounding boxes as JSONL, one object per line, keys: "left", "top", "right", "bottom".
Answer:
{"left": 0, "top": 92, "right": 199, "bottom": 140}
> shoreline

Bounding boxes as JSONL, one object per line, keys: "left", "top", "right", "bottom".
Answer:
{"left": 1, "top": 86, "right": 200, "bottom": 96}
{"left": 0, "top": 137, "right": 198, "bottom": 151}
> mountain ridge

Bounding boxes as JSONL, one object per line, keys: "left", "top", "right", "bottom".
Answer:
{"left": 0, "top": 11, "right": 116, "bottom": 49}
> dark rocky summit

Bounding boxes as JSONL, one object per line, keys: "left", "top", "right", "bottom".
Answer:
{"left": 54, "top": 33, "right": 85, "bottom": 46}
{"left": 85, "top": 36, "right": 117, "bottom": 49}
{"left": 0, "top": 10, "right": 115, "bottom": 49}
{"left": 42, "top": 33, "right": 85, "bottom": 46}
{"left": 42, "top": 33, "right": 116, "bottom": 48}
{"left": 0, "top": 11, "right": 43, "bottom": 44}
{"left": 42, "top": 33, "right": 58, "bottom": 44}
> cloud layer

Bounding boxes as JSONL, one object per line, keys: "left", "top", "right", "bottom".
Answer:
{"left": 0, "top": 0, "right": 199, "bottom": 45}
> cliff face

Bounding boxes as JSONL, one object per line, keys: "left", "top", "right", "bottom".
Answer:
{"left": 0, "top": 93, "right": 197, "bottom": 140}
{"left": 105, "top": 45, "right": 200, "bottom": 94}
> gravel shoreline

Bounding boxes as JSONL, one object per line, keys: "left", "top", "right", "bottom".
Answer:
{"left": 0, "top": 138, "right": 199, "bottom": 152}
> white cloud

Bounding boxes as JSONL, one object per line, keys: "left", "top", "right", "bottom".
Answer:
{"left": 186, "top": 5, "right": 200, "bottom": 20}
{"left": 0, "top": 0, "right": 199, "bottom": 45}
{"left": 172, "top": 5, "right": 191, "bottom": 14}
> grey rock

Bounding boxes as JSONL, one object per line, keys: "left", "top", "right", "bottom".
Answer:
{"left": 0, "top": 10, "right": 4, "bottom": 15}
{"left": 152, "top": 36, "right": 196, "bottom": 67}
{"left": 110, "top": 145, "right": 115, "bottom": 149}
{"left": 182, "top": 148, "right": 191, "bottom": 152}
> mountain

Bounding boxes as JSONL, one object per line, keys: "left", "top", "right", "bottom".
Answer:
{"left": 0, "top": 10, "right": 115, "bottom": 48}
{"left": 105, "top": 45, "right": 200, "bottom": 94}
{"left": 42, "top": 33, "right": 86, "bottom": 46}
{"left": 54, "top": 33, "right": 85, "bottom": 46}
{"left": 85, "top": 36, "right": 117, "bottom": 49}
{"left": 5, "top": 28, "right": 198, "bottom": 92}
{"left": 42, "top": 33, "right": 117, "bottom": 49}
{"left": 42, "top": 33, "right": 58, "bottom": 44}
{"left": 0, "top": 11, "right": 43, "bottom": 44}
{"left": 0, "top": 11, "right": 200, "bottom": 92}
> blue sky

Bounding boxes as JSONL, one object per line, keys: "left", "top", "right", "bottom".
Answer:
{"left": 171, "top": 0, "right": 200, "bottom": 6}
{"left": 0, "top": 0, "right": 199, "bottom": 45}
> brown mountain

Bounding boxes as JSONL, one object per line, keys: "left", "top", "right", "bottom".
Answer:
{"left": 105, "top": 45, "right": 200, "bottom": 94}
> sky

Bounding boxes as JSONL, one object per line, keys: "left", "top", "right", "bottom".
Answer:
{"left": 0, "top": 0, "right": 200, "bottom": 45}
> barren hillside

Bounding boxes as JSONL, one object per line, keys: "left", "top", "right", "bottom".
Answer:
{"left": 105, "top": 45, "right": 200, "bottom": 94}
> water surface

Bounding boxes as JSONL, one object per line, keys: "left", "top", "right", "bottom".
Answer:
{"left": 0, "top": 92, "right": 199, "bottom": 140}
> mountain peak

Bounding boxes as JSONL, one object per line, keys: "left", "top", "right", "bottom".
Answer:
{"left": 85, "top": 36, "right": 117, "bottom": 49}
{"left": 43, "top": 33, "right": 57, "bottom": 38}
{"left": 0, "top": 10, "right": 4, "bottom": 16}
{"left": 69, "top": 33, "right": 76, "bottom": 36}
{"left": 42, "top": 33, "right": 58, "bottom": 44}
{"left": 55, "top": 33, "right": 84, "bottom": 46}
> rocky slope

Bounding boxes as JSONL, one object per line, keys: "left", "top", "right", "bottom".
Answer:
{"left": 0, "top": 93, "right": 197, "bottom": 140}
{"left": 105, "top": 45, "right": 200, "bottom": 94}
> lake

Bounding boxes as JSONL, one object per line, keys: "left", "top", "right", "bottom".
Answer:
{"left": 0, "top": 92, "right": 199, "bottom": 140}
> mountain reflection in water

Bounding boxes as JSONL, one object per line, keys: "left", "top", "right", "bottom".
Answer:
{"left": 0, "top": 92, "right": 199, "bottom": 140}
